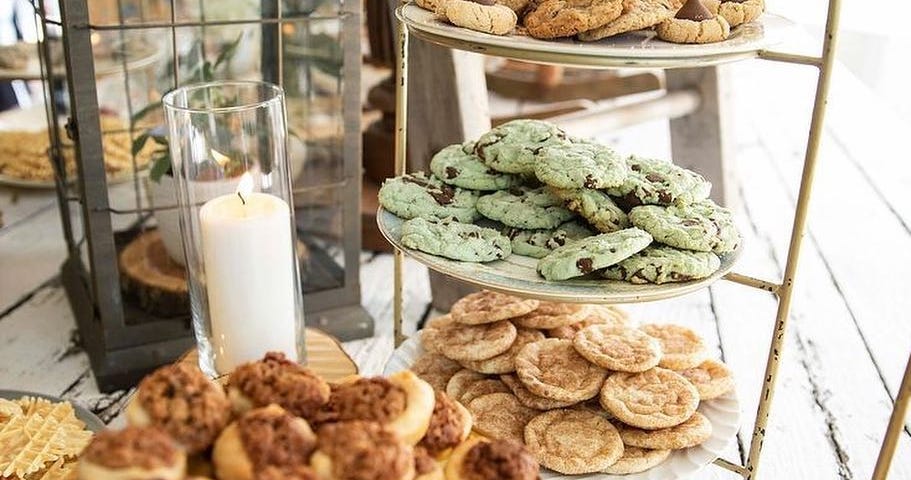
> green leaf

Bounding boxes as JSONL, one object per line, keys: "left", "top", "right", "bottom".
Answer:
{"left": 130, "top": 101, "right": 162, "bottom": 126}
{"left": 213, "top": 33, "right": 244, "bottom": 70}
{"left": 149, "top": 153, "right": 172, "bottom": 183}
{"left": 131, "top": 132, "right": 150, "bottom": 156}
{"left": 202, "top": 61, "right": 214, "bottom": 82}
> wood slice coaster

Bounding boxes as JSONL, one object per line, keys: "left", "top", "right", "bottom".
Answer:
{"left": 119, "top": 229, "right": 189, "bottom": 317}
{"left": 178, "top": 328, "right": 358, "bottom": 382}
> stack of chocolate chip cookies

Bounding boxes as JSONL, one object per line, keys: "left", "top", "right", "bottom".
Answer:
{"left": 76, "top": 352, "right": 543, "bottom": 480}
{"left": 411, "top": 0, "right": 764, "bottom": 43}
{"left": 379, "top": 118, "right": 740, "bottom": 285}
{"left": 412, "top": 290, "right": 737, "bottom": 476}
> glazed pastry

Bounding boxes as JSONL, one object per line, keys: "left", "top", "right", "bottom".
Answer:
{"left": 310, "top": 421, "right": 415, "bottom": 480}
{"left": 226, "top": 352, "right": 331, "bottom": 421}
{"left": 212, "top": 405, "right": 317, "bottom": 480}
{"left": 315, "top": 371, "right": 436, "bottom": 445}
{"left": 78, "top": 426, "right": 186, "bottom": 480}
{"left": 125, "top": 363, "right": 231, "bottom": 454}
{"left": 444, "top": 438, "right": 539, "bottom": 480}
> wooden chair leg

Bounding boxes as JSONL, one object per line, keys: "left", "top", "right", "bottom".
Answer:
{"left": 667, "top": 65, "right": 739, "bottom": 207}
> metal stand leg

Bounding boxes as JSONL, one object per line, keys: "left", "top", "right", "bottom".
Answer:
{"left": 872, "top": 353, "right": 911, "bottom": 480}
{"left": 744, "top": 1, "right": 842, "bottom": 478}
{"left": 393, "top": 22, "right": 409, "bottom": 348}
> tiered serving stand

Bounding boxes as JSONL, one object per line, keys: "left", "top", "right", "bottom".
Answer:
{"left": 379, "top": 1, "right": 910, "bottom": 479}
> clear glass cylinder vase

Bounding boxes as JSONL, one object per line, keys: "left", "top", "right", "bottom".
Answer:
{"left": 162, "top": 81, "right": 305, "bottom": 376}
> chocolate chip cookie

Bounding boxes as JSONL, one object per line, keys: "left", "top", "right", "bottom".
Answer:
{"left": 534, "top": 140, "right": 627, "bottom": 189}
{"left": 550, "top": 187, "right": 630, "bottom": 233}
{"left": 602, "top": 244, "right": 722, "bottom": 284}
{"left": 379, "top": 172, "right": 480, "bottom": 223}
{"left": 475, "top": 119, "right": 568, "bottom": 175}
{"left": 430, "top": 142, "right": 523, "bottom": 191}
{"left": 477, "top": 186, "right": 575, "bottom": 229}
{"left": 505, "top": 220, "right": 594, "bottom": 259}
{"left": 628, "top": 199, "right": 740, "bottom": 254}
{"left": 524, "top": 0, "right": 623, "bottom": 39}
{"left": 401, "top": 217, "right": 512, "bottom": 262}
{"left": 536, "top": 227, "right": 653, "bottom": 281}
{"left": 606, "top": 155, "right": 711, "bottom": 207}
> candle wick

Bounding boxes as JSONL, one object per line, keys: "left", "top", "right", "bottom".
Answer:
{"left": 237, "top": 192, "right": 246, "bottom": 205}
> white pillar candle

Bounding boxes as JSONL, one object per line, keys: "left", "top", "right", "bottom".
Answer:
{"left": 199, "top": 174, "right": 299, "bottom": 373}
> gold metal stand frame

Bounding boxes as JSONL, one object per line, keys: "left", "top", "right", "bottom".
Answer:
{"left": 392, "top": 0, "right": 909, "bottom": 478}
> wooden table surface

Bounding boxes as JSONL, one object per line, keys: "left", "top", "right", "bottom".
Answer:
{"left": 1, "top": 60, "right": 910, "bottom": 479}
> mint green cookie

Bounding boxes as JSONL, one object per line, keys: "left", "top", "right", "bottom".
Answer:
{"left": 606, "top": 155, "right": 711, "bottom": 207}
{"left": 550, "top": 187, "right": 630, "bottom": 233}
{"left": 378, "top": 172, "right": 480, "bottom": 223}
{"left": 537, "top": 227, "right": 653, "bottom": 281}
{"left": 430, "top": 142, "right": 523, "bottom": 191}
{"left": 534, "top": 140, "right": 627, "bottom": 189}
{"left": 628, "top": 199, "right": 739, "bottom": 254}
{"left": 401, "top": 217, "right": 511, "bottom": 262}
{"left": 506, "top": 220, "right": 594, "bottom": 258}
{"left": 476, "top": 186, "right": 575, "bottom": 229}
{"left": 475, "top": 119, "right": 568, "bottom": 175}
{"left": 603, "top": 245, "right": 721, "bottom": 284}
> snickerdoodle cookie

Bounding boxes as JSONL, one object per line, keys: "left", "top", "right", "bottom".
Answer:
{"left": 468, "top": 393, "right": 539, "bottom": 444}
{"left": 461, "top": 328, "right": 545, "bottom": 374}
{"left": 411, "top": 353, "right": 463, "bottom": 392}
{"left": 420, "top": 315, "right": 455, "bottom": 355}
{"left": 640, "top": 323, "right": 708, "bottom": 370}
{"left": 450, "top": 290, "right": 539, "bottom": 325}
{"left": 524, "top": 409, "right": 623, "bottom": 474}
{"left": 513, "top": 301, "right": 589, "bottom": 329}
{"left": 601, "top": 446, "right": 671, "bottom": 474}
{"left": 445, "top": 369, "right": 488, "bottom": 400}
{"left": 677, "top": 358, "right": 735, "bottom": 400}
{"left": 599, "top": 368, "right": 699, "bottom": 429}
{"left": 459, "top": 378, "right": 511, "bottom": 404}
{"left": 619, "top": 411, "right": 712, "bottom": 449}
{"left": 432, "top": 319, "right": 518, "bottom": 362}
{"left": 573, "top": 325, "right": 662, "bottom": 372}
{"left": 547, "top": 305, "right": 630, "bottom": 339}
{"left": 500, "top": 374, "right": 579, "bottom": 410}
{"left": 515, "top": 339, "right": 608, "bottom": 402}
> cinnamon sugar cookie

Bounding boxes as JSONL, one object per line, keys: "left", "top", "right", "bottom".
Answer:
{"left": 446, "top": 369, "right": 488, "bottom": 401}
{"left": 468, "top": 393, "right": 539, "bottom": 444}
{"left": 524, "top": 409, "right": 623, "bottom": 474}
{"left": 461, "top": 328, "right": 545, "bottom": 374}
{"left": 547, "top": 305, "right": 630, "bottom": 339}
{"left": 718, "top": 0, "right": 763, "bottom": 27}
{"left": 601, "top": 446, "right": 670, "bottom": 474}
{"left": 420, "top": 315, "right": 455, "bottom": 354}
{"left": 656, "top": 0, "right": 730, "bottom": 44}
{"left": 573, "top": 325, "right": 662, "bottom": 372}
{"left": 577, "top": 0, "right": 677, "bottom": 41}
{"left": 678, "top": 359, "right": 735, "bottom": 400}
{"left": 500, "top": 374, "right": 579, "bottom": 410}
{"left": 640, "top": 324, "right": 708, "bottom": 370}
{"left": 619, "top": 411, "right": 712, "bottom": 449}
{"left": 435, "top": 320, "right": 518, "bottom": 362}
{"left": 513, "top": 301, "right": 589, "bottom": 329}
{"left": 599, "top": 368, "right": 699, "bottom": 429}
{"left": 459, "top": 378, "right": 511, "bottom": 404}
{"left": 515, "top": 338, "right": 607, "bottom": 402}
{"left": 411, "top": 353, "right": 463, "bottom": 392}
{"left": 451, "top": 290, "right": 539, "bottom": 325}
{"left": 524, "top": 0, "right": 623, "bottom": 39}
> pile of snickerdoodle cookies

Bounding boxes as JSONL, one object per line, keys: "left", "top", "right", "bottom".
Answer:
{"left": 413, "top": 290, "right": 736, "bottom": 475}
{"left": 413, "top": 0, "right": 764, "bottom": 44}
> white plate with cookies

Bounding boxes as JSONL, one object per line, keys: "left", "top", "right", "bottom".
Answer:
{"left": 385, "top": 335, "right": 742, "bottom": 480}
{"left": 398, "top": 3, "right": 794, "bottom": 67}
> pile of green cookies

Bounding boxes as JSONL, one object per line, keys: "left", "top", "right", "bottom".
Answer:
{"left": 378, "top": 119, "right": 740, "bottom": 284}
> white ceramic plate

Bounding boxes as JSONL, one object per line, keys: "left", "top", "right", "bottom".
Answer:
{"left": 398, "top": 4, "right": 794, "bottom": 68}
{"left": 384, "top": 336, "right": 741, "bottom": 480}
{"left": 377, "top": 208, "right": 741, "bottom": 304}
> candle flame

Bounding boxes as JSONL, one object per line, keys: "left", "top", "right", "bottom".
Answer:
{"left": 236, "top": 172, "right": 254, "bottom": 203}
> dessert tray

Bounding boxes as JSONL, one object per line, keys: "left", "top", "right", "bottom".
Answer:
{"left": 377, "top": 207, "right": 742, "bottom": 303}
{"left": 0, "top": 389, "right": 105, "bottom": 432}
{"left": 398, "top": 4, "right": 794, "bottom": 67}
{"left": 384, "top": 336, "right": 741, "bottom": 480}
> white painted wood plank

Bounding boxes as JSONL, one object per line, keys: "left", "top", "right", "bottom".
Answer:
{"left": 0, "top": 205, "right": 67, "bottom": 311}
{"left": 0, "top": 189, "right": 56, "bottom": 231}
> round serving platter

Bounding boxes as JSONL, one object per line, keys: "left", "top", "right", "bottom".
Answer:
{"left": 384, "top": 336, "right": 741, "bottom": 480}
{"left": 0, "top": 389, "right": 106, "bottom": 432}
{"left": 377, "top": 207, "right": 742, "bottom": 304}
{"left": 397, "top": 4, "right": 793, "bottom": 69}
